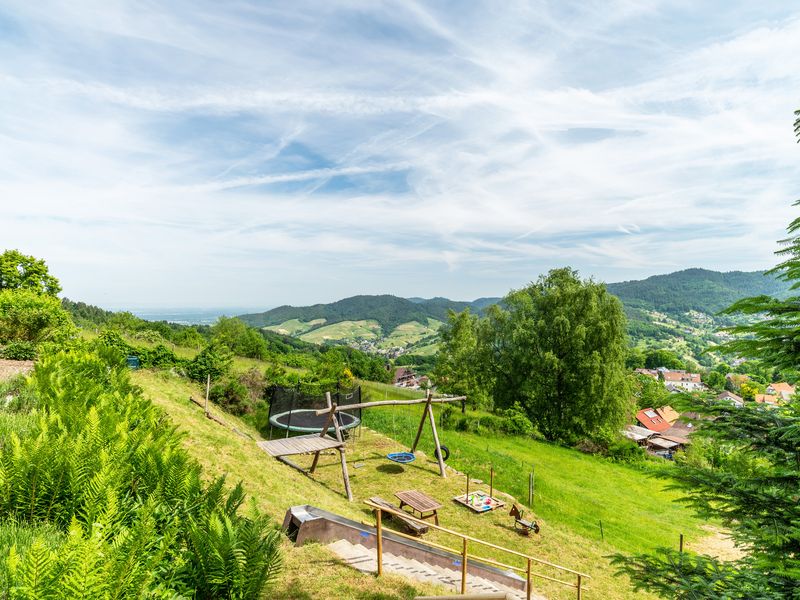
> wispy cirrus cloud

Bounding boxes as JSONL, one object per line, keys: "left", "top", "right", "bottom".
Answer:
{"left": 0, "top": 1, "right": 798, "bottom": 308}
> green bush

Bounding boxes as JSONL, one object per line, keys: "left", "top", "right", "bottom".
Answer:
{"left": 209, "top": 379, "right": 252, "bottom": 416}
{"left": 606, "top": 438, "right": 647, "bottom": 463}
{"left": 187, "top": 343, "right": 233, "bottom": 382}
{"left": 0, "top": 340, "right": 36, "bottom": 360}
{"left": 0, "top": 347, "right": 282, "bottom": 598}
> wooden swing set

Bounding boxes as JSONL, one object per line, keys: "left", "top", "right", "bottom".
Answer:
{"left": 257, "top": 390, "right": 465, "bottom": 501}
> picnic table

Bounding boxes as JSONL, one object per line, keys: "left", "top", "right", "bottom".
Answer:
{"left": 395, "top": 490, "right": 442, "bottom": 526}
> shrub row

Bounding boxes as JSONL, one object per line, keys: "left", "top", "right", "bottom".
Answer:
{"left": 439, "top": 402, "right": 535, "bottom": 437}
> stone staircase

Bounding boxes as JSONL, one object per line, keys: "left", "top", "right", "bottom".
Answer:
{"left": 327, "top": 539, "right": 546, "bottom": 599}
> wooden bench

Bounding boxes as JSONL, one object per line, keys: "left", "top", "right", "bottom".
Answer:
{"left": 369, "top": 496, "right": 429, "bottom": 536}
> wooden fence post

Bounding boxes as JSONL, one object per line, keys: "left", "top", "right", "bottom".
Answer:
{"left": 376, "top": 508, "right": 383, "bottom": 577}
{"left": 461, "top": 538, "right": 468, "bottom": 595}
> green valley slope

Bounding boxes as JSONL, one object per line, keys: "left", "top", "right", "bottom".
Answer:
{"left": 238, "top": 269, "right": 791, "bottom": 360}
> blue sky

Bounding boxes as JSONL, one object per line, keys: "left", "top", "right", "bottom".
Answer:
{"left": 1, "top": 1, "right": 799, "bottom": 309}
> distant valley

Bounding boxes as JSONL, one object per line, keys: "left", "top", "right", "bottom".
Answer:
{"left": 237, "top": 268, "right": 792, "bottom": 362}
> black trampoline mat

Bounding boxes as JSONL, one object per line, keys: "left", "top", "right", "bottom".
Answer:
{"left": 269, "top": 409, "right": 360, "bottom": 432}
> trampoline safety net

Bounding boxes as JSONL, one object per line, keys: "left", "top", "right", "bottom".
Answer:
{"left": 267, "top": 385, "right": 362, "bottom": 438}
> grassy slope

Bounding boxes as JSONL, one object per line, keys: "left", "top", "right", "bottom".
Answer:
{"left": 131, "top": 370, "right": 444, "bottom": 600}
{"left": 359, "top": 382, "right": 705, "bottom": 555}
{"left": 265, "top": 318, "right": 327, "bottom": 336}
{"left": 378, "top": 319, "right": 443, "bottom": 349}
{"left": 132, "top": 370, "right": 710, "bottom": 599}
{"left": 300, "top": 320, "right": 382, "bottom": 343}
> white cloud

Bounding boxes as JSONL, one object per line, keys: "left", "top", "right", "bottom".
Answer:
{"left": 0, "top": 1, "right": 798, "bottom": 307}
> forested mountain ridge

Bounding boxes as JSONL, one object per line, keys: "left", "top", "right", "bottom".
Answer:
{"left": 237, "top": 294, "right": 489, "bottom": 333}
{"left": 235, "top": 269, "right": 791, "bottom": 359}
{"left": 607, "top": 268, "right": 791, "bottom": 316}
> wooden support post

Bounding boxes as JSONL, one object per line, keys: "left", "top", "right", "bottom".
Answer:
{"left": 528, "top": 472, "right": 533, "bottom": 507}
{"left": 376, "top": 508, "right": 383, "bottom": 576}
{"left": 489, "top": 467, "right": 494, "bottom": 498}
{"left": 466, "top": 474, "right": 470, "bottom": 499}
{"left": 411, "top": 390, "right": 432, "bottom": 453}
{"left": 577, "top": 574, "right": 582, "bottom": 600}
{"left": 311, "top": 402, "right": 337, "bottom": 474}
{"left": 461, "top": 537, "right": 468, "bottom": 595}
{"left": 204, "top": 374, "right": 210, "bottom": 417}
{"left": 428, "top": 395, "right": 447, "bottom": 478}
{"left": 526, "top": 558, "right": 532, "bottom": 600}
{"left": 680, "top": 533, "right": 684, "bottom": 553}
{"left": 339, "top": 447, "right": 353, "bottom": 502}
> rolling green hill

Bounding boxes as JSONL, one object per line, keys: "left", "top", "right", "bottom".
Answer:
{"left": 239, "top": 295, "right": 487, "bottom": 334}
{"left": 607, "top": 268, "right": 790, "bottom": 316}
{"left": 237, "top": 269, "right": 792, "bottom": 359}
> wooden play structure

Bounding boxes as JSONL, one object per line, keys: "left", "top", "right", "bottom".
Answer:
{"left": 453, "top": 469, "right": 506, "bottom": 513}
{"left": 257, "top": 390, "right": 465, "bottom": 501}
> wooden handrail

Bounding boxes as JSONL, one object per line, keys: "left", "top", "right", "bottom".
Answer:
{"left": 370, "top": 516, "right": 579, "bottom": 590}
{"left": 314, "top": 396, "right": 466, "bottom": 415}
{"left": 363, "top": 500, "right": 590, "bottom": 579}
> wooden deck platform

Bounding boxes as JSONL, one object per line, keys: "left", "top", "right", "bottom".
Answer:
{"left": 257, "top": 434, "right": 344, "bottom": 457}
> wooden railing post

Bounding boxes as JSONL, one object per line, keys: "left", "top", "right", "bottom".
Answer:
{"left": 577, "top": 574, "right": 582, "bottom": 599}
{"left": 526, "top": 558, "right": 532, "bottom": 600}
{"left": 376, "top": 508, "right": 383, "bottom": 577}
{"left": 461, "top": 537, "right": 468, "bottom": 594}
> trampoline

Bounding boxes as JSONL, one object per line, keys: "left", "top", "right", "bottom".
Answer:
{"left": 269, "top": 409, "right": 361, "bottom": 434}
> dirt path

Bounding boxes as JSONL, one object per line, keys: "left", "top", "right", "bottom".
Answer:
{"left": 690, "top": 524, "right": 746, "bottom": 561}
{"left": 0, "top": 359, "right": 34, "bottom": 382}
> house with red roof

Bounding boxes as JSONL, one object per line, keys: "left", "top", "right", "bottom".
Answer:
{"left": 636, "top": 408, "right": 671, "bottom": 433}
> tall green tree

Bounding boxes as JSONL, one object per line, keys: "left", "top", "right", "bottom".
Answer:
{"left": 0, "top": 249, "right": 62, "bottom": 296}
{"left": 433, "top": 309, "right": 491, "bottom": 409}
{"left": 717, "top": 199, "right": 800, "bottom": 369}
{"left": 483, "top": 268, "right": 632, "bottom": 442}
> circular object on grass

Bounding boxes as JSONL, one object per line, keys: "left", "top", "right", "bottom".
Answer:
{"left": 434, "top": 444, "right": 450, "bottom": 462}
{"left": 268, "top": 409, "right": 360, "bottom": 433}
{"left": 387, "top": 452, "right": 416, "bottom": 464}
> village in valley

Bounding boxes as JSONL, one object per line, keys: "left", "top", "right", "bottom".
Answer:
{"left": 626, "top": 367, "right": 795, "bottom": 458}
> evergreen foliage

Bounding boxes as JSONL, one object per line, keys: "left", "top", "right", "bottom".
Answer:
{"left": 717, "top": 200, "right": 800, "bottom": 369}
{"left": 612, "top": 400, "right": 800, "bottom": 598}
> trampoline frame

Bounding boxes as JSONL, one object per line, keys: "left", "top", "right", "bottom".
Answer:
{"left": 269, "top": 409, "right": 361, "bottom": 434}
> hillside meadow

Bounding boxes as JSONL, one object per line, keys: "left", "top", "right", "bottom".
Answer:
{"left": 126, "top": 365, "right": 715, "bottom": 599}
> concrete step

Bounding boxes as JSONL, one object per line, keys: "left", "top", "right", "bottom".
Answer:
{"left": 326, "top": 539, "right": 540, "bottom": 600}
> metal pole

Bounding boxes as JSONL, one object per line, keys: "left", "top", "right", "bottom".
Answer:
{"left": 461, "top": 538, "right": 468, "bottom": 595}
{"left": 599, "top": 520, "right": 604, "bottom": 542}
{"left": 376, "top": 508, "right": 383, "bottom": 577}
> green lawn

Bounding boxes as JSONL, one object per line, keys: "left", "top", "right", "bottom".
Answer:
{"left": 359, "top": 397, "right": 704, "bottom": 556}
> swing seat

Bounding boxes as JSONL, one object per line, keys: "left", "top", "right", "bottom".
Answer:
{"left": 387, "top": 452, "right": 416, "bottom": 464}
